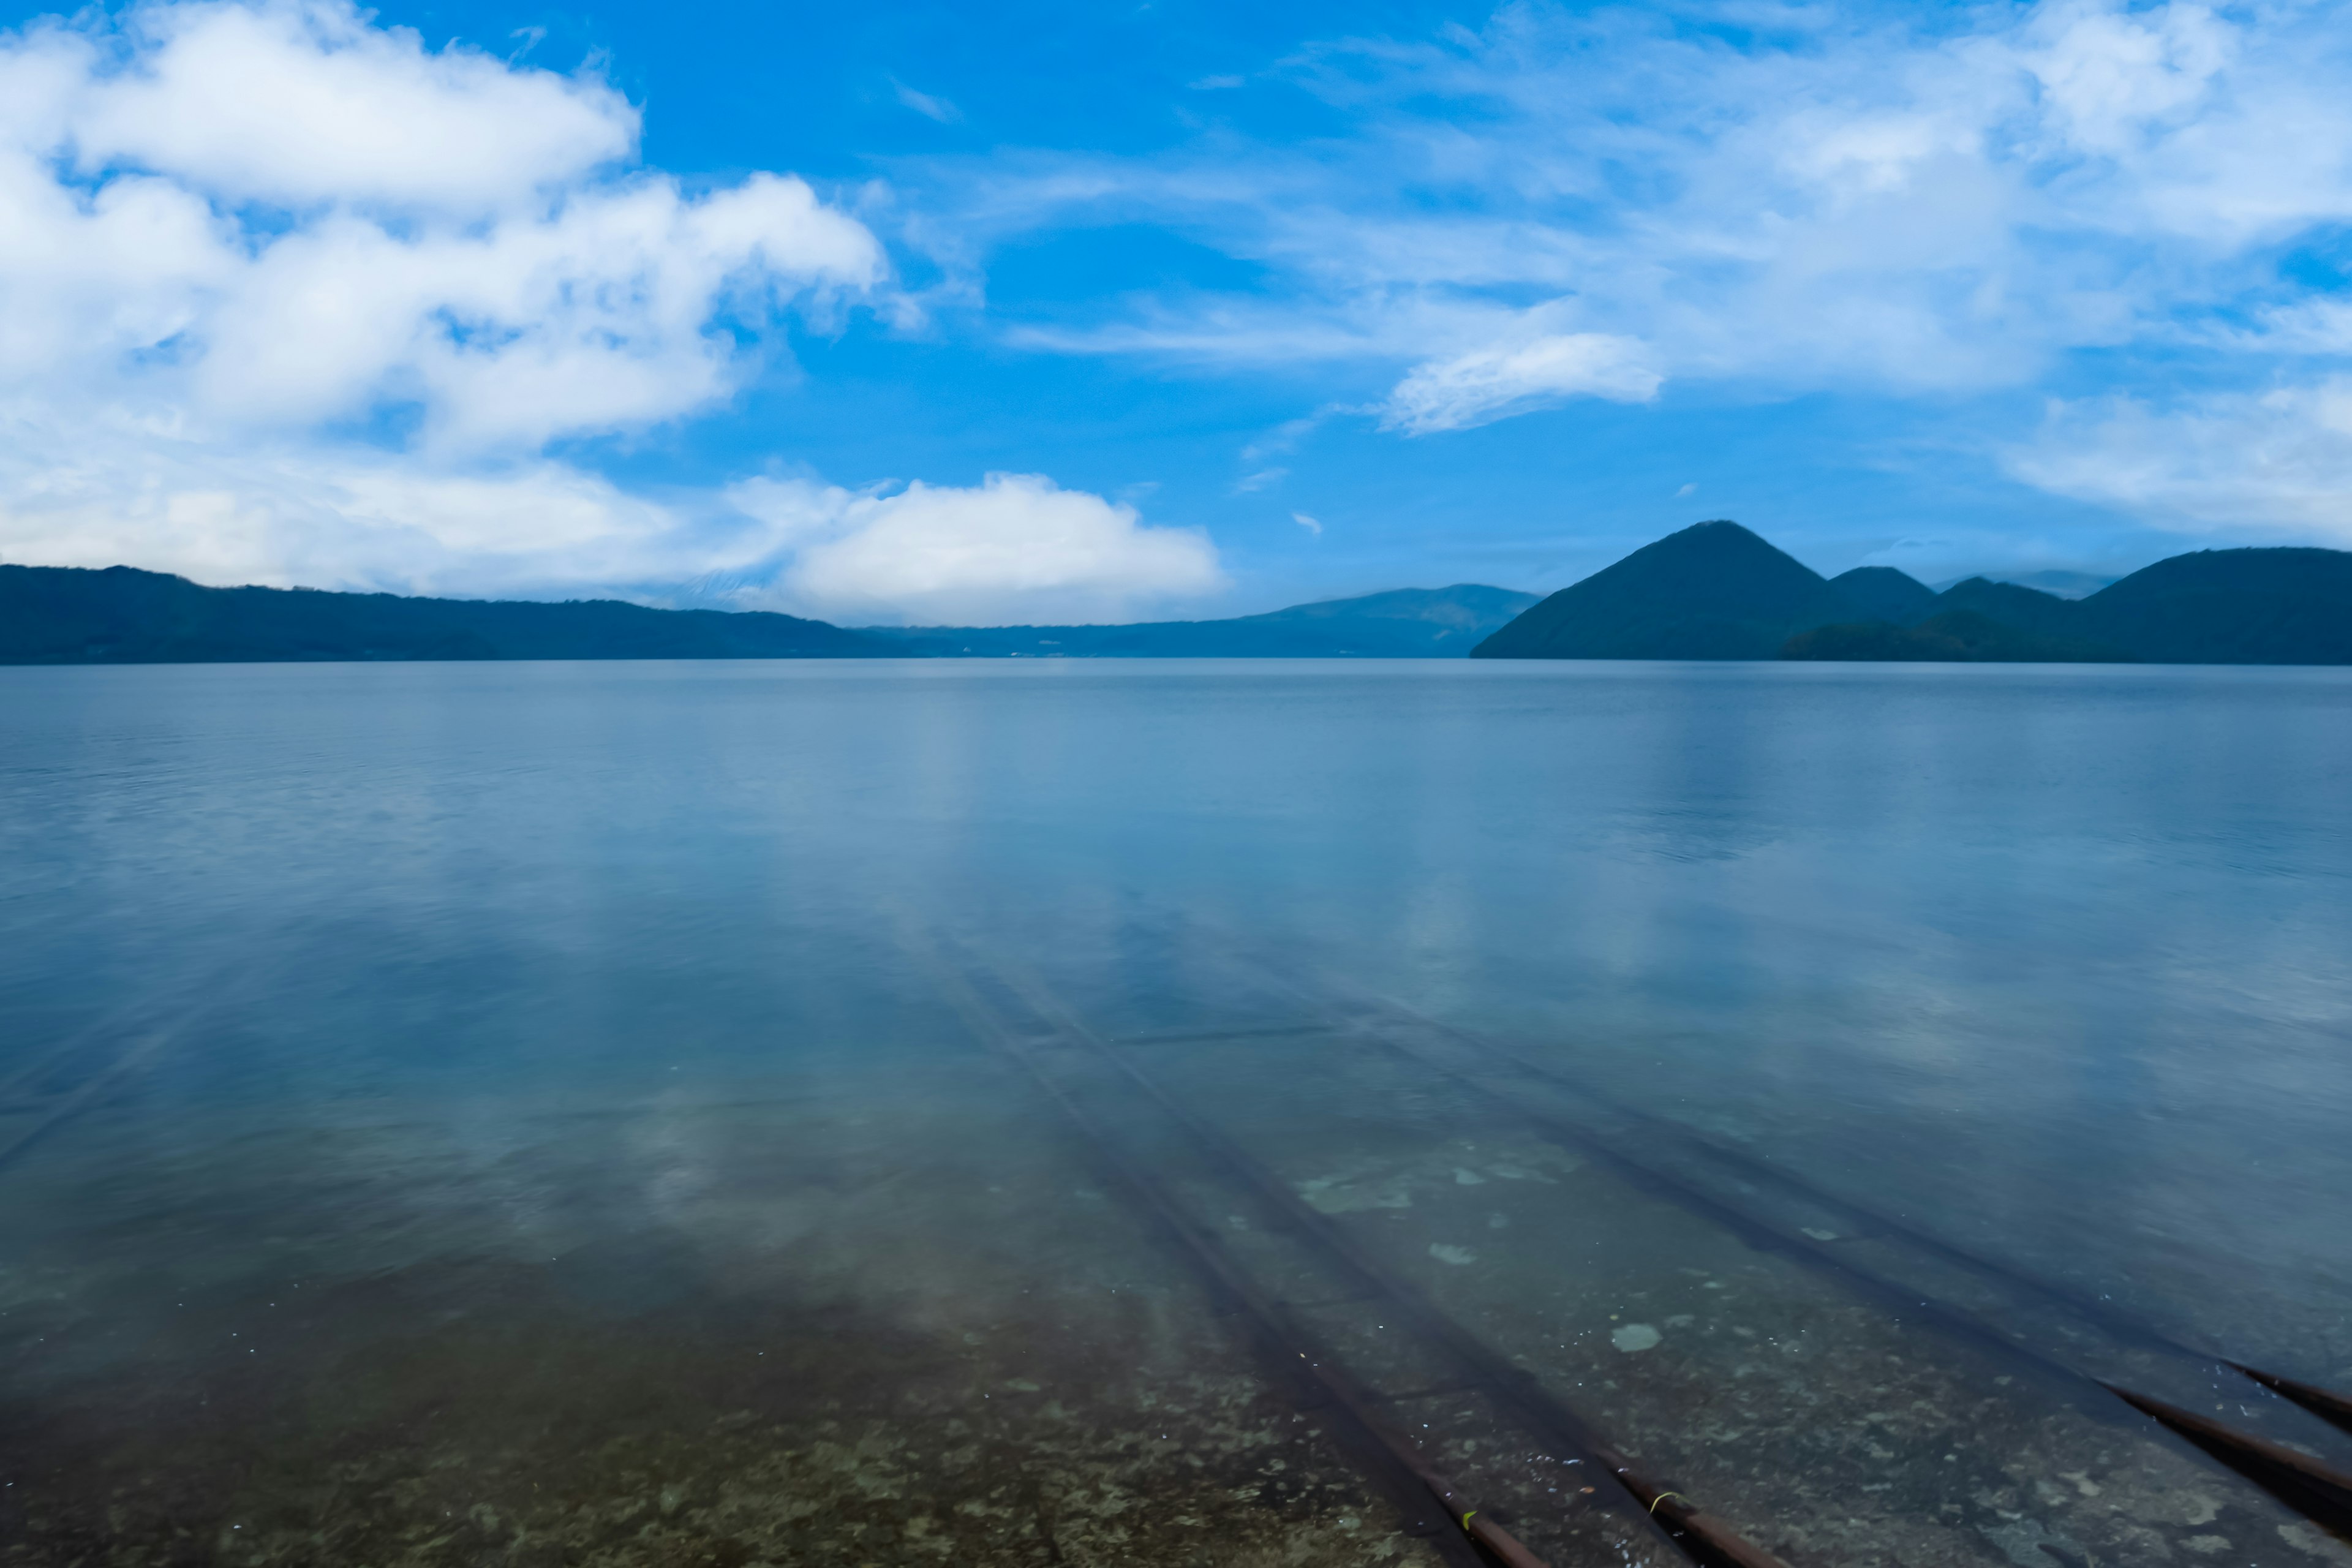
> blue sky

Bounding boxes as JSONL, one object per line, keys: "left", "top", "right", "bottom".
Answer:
{"left": 2, "top": 0, "right": 2350, "bottom": 622}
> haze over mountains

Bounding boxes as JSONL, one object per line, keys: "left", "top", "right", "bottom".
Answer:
{"left": 7, "top": 530, "right": 2350, "bottom": 666}
{"left": 860, "top": 586, "right": 1537, "bottom": 658}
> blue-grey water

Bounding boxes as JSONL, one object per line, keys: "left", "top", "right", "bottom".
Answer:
{"left": 4, "top": 659, "right": 2351, "bottom": 1568}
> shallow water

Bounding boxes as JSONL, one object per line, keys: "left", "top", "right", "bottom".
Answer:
{"left": 4, "top": 659, "right": 2351, "bottom": 1567}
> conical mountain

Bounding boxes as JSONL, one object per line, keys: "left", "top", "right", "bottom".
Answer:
{"left": 1828, "top": 565, "right": 1938, "bottom": 625}
{"left": 1473, "top": 520, "right": 1860, "bottom": 659}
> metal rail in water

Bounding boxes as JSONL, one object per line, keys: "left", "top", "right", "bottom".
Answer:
{"left": 927, "top": 956, "right": 1509, "bottom": 1568}
{"left": 1185, "top": 939, "right": 2352, "bottom": 1540}
{"left": 0, "top": 964, "right": 259, "bottom": 1177}
{"left": 0, "top": 1027, "right": 181, "bottom": 1174}
{"left": 923, "top": 936, "right": 1795, "bottom": 1568}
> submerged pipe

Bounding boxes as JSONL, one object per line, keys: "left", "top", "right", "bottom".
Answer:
{"left": 982, "top": 956, "right": 1793, "bottom": 1568}
{"left": 2103, "top": 1384, "right": 2352, "bottom": 1536}
{"left": 1363, "top": 987, "right": 2247, "bottom": 1374}
{"left": 927, "top": 956, "right": 1544, "bottom": 1568}
{"left": 1319, "top": 967, "right": 2352, "bottom": 1465}
{"left": 1326, "top": 986, "right": 2352, "bottom": 1520}
{"left": 1178, "top": 938, "right": 2352, "bottom": 1548}
{"left": 2230, "top": 1365, "right": 2352, "bottom": 1441}
{"left": 0, "top": 1028, "right": 177, "bottom": 1174}
{"left": 1330, "top": 1006, "right": 2352, "bottom": 1545}
{"left": 1596, "top": 1445, "right": 1811, "bottom": 1568}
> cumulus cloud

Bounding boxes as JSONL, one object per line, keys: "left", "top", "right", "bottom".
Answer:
{"left": 50, "top": 0, "right": 636, "bottom": 209}
{"left": 0, "top": 0, "right": 1226, "bottom": 625}
{"left": 2007, "top": 383, "right": 2352, "bottom": 545}
{"left": 0, "top": 1, "right": 883, "bottom": 453}
{"left": 186, "top": 175, "right": 879, "bottom": 450}
{"left": 727, "top": 473, "right": 1224, "bottom": 625}
{"left": 0, "top": 402, "right": 710, "bottom": 597}
{"left": 0, "top": 401, "right": 1224, "bottom": 620}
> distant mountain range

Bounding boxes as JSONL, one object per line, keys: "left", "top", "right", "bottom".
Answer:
{"left": 12, "top": 537, "right": 2348, "bottom": 667}
{"left": 862, "top": 585, "right": 1539, "bottom": 658}
{"left": 1474, "top": 521, "right": 2352, "bottom": 665}
{"left": 0, "top": 565, "right": 895, "bottom": 663}
{"left": 0, "top": 566, "right": 1535, "bottom": 665}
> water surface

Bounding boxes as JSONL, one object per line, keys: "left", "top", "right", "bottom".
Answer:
{"left": 4, "top": 660, "right": 2350, "bottom": 1567}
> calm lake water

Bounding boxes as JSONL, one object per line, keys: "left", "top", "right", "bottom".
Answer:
{"left": 4, "top": 658, "right": 2351, "bottom": 1568}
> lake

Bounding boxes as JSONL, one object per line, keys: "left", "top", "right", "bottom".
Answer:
{"left": 4, "top": 658, "right": 2351, "bottom": 1568}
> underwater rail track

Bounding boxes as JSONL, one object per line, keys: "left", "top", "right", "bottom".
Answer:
{"left": 921, "top": 936, "right": 1794, "bottom": 1568}
{"left": 0, "top": 963, "right": 263, "bottom": 1178}
{"left": 1172, "top": 938, "right": 2352, "bottom": 1540}
{"left": 0, "top": 1025, "right": 185, "bottom": 1174}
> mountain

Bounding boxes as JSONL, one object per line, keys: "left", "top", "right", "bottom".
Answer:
{"left": 1797, "top": 551, "right": 2352, "bottom": 665}
{"left": 1828, "top": 566, "right": 1940, "bottom": 625}
{"left": 1475, "top": 523, "right": 2352, "bottom": 665}
{"left": 1783, "top": 609, "right": 2134, "bottom": 663}
{"left": 24, "top": 541, "right": 2348, "bottom": 668}
{"left": 1931, "top": 577, "right": 2087, "bottom": 641}
{"left": 868, "top": 585, "right": 1540, "bottom": 658}
{"left": 1, "top": 568, "right": 1537, "bottom": 665}
{"left": 2073, "top": 548, "right": 2352, "bottom": 665}
{"left": 0, "top": 565, "right": 896, "bottom": 664}
{"left": 1472, "top": 521, "right": 1864, "bottom": 659}
{"left": 1931, "top": 568, "right": 2119, "bottom": 599}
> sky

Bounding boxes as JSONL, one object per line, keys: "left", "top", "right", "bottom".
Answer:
{"left": 3, "top": 0, "right": 2352, "bottom": 625}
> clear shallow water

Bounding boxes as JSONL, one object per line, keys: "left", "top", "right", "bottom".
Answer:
{"left": 4, "top": 658, "right": 2351, "bottom": 1567}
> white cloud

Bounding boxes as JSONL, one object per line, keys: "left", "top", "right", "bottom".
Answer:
{"left": 0, "top": 401, "right": 711, "bottom": 597}
{"left": 57, "top": 0, "right": 636, "bottom": 210}
{"left": 0, "top": 2, "right": 885, "bottom": 453}
{"left": 1292, "top": 512, "right": 1322, "bottom": 535}
{"left": 928, "top": 0, "right": 2352, "bottom": 451}
{"left": 0, "top": 0, "right": 1188, "bottom": 625}
{"left": 727, "top": 472, "right": 1225, "bottom": 625}
{"left": 176, "top": 174, "right": 880, "bottom": 451}
{"left": 891, "top": 76, "right": 962, "bottom": 125}
{"left": 2015, "top": 0, "right": 2230, "bottom": 160}
{"left": 0, "top": 405, "right": 1224, "bottom": 622}
{"left": 2007, "top": 382, "right": 2352, "bottom": 544}
{"left": 1381, "top": 330, "right": 1661, "bottom": 433}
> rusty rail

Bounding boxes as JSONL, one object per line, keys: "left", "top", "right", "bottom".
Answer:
{"left": 1193, "top": 940, "right": 2352, "bottom": 1548}
{"left": 979, "top": 953, "right": 1793, "bottom": 1568}
{"left": 927, "top": 954, "right": 1534, "bottom": 1567}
